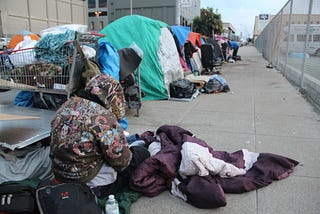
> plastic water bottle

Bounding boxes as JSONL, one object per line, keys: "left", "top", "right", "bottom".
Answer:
{"left": 105, "top": 194, "right": 119, "bottom": 214}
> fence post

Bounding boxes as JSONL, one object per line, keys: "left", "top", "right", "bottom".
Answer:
{"left": 284, "top": 0, "right": 293, "bottom": 77}
{"left": 299, "top": 0, "right": 313, "bottom": 89}
{"left": 273, "top": 12, "right": 284, "bottom": 68}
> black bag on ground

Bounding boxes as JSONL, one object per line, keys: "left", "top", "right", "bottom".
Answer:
{"left": 170, "top": 79, "right": 196, "bottom": 98}
{"left": 0, "top": 183, "right": 36, "bottom": 213}
{"left": 203, "top": 79, "right": 230, "bottom": 93}
{"left": 204, "top": 79, "right": 224, "bottom": 93}
{"left": 36, "top": 182, "right": 102, "bottom": 214}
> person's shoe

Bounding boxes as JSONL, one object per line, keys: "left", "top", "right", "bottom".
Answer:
{"left": 266, "top": 64, "right": 273, "bottom": 69}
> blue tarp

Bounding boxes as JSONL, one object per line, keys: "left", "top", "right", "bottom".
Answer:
{"left": 170, "top": 26, "right": 191, "bottom": 48}
{"left": 98, "top": 40, "right": 120, "bottom": 82}
{"left": 170, "top": 26, "right": 206, "bottom": 49}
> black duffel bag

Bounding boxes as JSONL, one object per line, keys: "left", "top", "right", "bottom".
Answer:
{"left": 170, "top": 79, "right": 196, "bottom": 98}
{"left": 0, "top": 183, "right": 37, "bottom": 213}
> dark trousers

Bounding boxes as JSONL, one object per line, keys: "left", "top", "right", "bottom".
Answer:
{"left": 221, "top": 43, "right": 228, "bottom": 61}
{"left": 232, "top": 47, "right": 239, "bottom": 58}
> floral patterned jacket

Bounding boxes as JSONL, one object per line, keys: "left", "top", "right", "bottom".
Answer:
{"left": 50, "top": 75, "right": 132, "bottom": 183}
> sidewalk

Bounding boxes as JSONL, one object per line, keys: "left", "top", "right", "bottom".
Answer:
{"left": 126, "top": 45, "right": 320, "bottom": 214}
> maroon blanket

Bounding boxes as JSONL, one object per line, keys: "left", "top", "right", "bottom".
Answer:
{"left": 129, "top": 125, "right": 299, "bottom": 208}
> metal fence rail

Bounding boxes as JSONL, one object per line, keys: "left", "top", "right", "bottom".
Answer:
{"left": 255, "top": 0, "right": 320, "bottom": 108}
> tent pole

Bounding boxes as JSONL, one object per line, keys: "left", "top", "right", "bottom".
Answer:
{"left": 130, "top": 0, "right": 133, "bottom": 15}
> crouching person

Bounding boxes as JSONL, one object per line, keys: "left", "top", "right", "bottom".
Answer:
{"left": 50, "top": 74, "right": 149, "bottom": 197}
{"left": 227, "top": 40, "right": 240, "bottom": 61}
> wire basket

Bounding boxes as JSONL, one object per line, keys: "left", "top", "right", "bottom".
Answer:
{"left": 0, "top": 32, "right": 104, "bottom": 97}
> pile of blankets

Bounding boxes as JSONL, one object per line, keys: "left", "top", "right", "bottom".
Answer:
{"left": 128, "top": 125, "right": 299, "bottom": 208}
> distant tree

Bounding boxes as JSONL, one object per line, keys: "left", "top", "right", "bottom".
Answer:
{"left": 192, "top": 7, "right": 223, "bottom": 37}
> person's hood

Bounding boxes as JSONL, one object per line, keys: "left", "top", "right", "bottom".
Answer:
{"left": 85, "top": 74, "right": 126, "bottom": 121}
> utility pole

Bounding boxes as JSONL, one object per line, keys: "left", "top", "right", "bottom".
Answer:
{"left": 176, "top": 0, "right": 180, "bottom": 25}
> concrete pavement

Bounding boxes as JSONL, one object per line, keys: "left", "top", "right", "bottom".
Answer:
{"left": 126, "top": 45, "right": 320, "bottom": 214}
{"left": 0, "top": 45, "right": 319, "bottom": 213}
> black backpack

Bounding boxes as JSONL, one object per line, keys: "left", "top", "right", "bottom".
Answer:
{"left": 169, "top": 79, "right": 196, "bottom": 98}
{"left": 36, "top": 182, "right": 102, "bottom": 214}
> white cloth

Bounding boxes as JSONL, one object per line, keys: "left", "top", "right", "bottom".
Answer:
{"left": 40, "top": 24, "right": 88, "bottom": 37}
{"left": 86, "top": 162, "right": 117, "bottom": 188}
{"left": 179, "top": 142, "right": 246, "bottom": 178}
{"left": 148, "top": 141, "right": 161, "bottom": 156}
{"left": 171, "top": 178, "right": 187, "bottom": 201}
{"left": 9, "top": 36, "right": 38, "bottom": 66}
{"left": 81, "top": 45, "right": 96, "bottom": 59}
{"left": 242, "top": 149, "right": 259, "bottom": 171}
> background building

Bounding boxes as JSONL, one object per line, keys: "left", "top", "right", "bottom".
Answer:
{"left": 87, "top": 0, "right": 108, "bottom": 32}
{"left": 253, "top": 0, "right": 320, "bottom": 42}
{"left": 222, "top": 22, "right": 236, "bottom": 40}
{"left": 253, "top": 14, "right": 275, "bottom": 42}
{"left": 253, "top": 13, "right": 320, "bottom": 42}
{"left": 180, "top": 0, "right": 201, "bottom": 26}
{"left": 107, "top": 0, "right": 200, "bottom": 26}
{"left": 0, "top": 0, "right": 87, "bottom": 37}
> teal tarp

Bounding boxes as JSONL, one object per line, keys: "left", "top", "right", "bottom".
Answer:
{"left": 99, "top": 15, "right": 168, "bottom": 100}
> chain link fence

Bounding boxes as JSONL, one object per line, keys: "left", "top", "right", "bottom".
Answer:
{"left": 255, "top": 0, "right": 320, "bottom": 108}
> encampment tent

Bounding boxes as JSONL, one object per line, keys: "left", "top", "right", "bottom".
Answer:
{"left": 170, "top": 26, "right": 204, "bottom": 48}
{"left": 170, "top": 26, "right": 204, "bottom": 73}
{"left": 99, "top": 15, "right": 184, "bottom": 100}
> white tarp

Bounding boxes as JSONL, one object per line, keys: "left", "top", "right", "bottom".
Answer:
{"left": 158, "top": 27, "right": 184, "bottom": 96}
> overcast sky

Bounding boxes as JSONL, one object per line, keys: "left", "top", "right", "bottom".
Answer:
{"left": 200, "top": 0, "right": 289, "bottom": 38}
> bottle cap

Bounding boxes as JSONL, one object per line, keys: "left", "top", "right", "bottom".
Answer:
{"left": 109, "top": 195, "right": 115, "bottom": 200}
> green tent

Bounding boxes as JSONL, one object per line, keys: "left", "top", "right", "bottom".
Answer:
{"left": 99, "top": 15, "right": 174, "bottom": 100}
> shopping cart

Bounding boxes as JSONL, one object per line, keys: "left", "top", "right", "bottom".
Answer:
{"left": 0, "top": 32, "right": 104, "bottom": 98}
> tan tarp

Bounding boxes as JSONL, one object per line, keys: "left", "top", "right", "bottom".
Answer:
{"left": 0, "top": 113, "right": 39, "bottom": 121}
